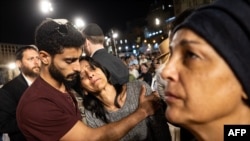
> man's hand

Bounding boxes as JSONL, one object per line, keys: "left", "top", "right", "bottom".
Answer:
{"left": 137, "top": 85, "right": 161, "bottom": 117}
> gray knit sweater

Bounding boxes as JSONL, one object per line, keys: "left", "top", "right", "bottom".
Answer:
{"left": 85, "top": 80, "right": 171, "bottom": 141}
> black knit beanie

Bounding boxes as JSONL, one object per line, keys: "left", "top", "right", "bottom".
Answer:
{"left": 174, "top": 0, "right": 250, "bottom": 103}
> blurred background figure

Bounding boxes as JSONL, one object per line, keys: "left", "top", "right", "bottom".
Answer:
{"left": 154, "top": 38, "right": 170, "bottom": 99}
{"left": 128, "top": 54, "right": 139, "bottom": 70}
{"left": 138, "top": 63, "right": 152, "bottom": 86}
{"left": 82, "top": 23, "right": 129, "bottom": 86}
{"left": 128, "top": 63, "right": 139, "bottom": 81}
{"left": 161, "top": 7, "right": 196, "bottom": 141}
{"left": 153, "top": 38, "right": 182, "bottom": 141}
{"left": 0, "top": 45, "right": 41, "bottom": 141}
{"left": 139, "top": 53, "right": 148, "bottom": 65}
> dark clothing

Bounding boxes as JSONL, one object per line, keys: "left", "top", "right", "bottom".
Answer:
{"left": 180, "top": 128, "right": 196, "bottom": 141}
{"left": 92, "top": 49, "right": 129, "bottom": 85}
{"left": 138, "top": 72, "right": 152, "bottom": 86}
{"left": 0, "top": 74, "right": 28, "bottom": 141}
{"left": 17, "top": 76, "right": 81, "bottom": 141}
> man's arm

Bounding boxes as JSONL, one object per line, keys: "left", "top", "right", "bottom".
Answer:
{"left": 60, "top": 85, "right": 160, "bottom": 141}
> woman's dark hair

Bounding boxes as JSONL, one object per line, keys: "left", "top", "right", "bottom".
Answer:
{"left": 77, "top": 56, "right": 123, "bottom": 123}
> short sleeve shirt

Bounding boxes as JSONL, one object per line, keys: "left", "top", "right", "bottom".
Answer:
{"left": 17, "top": 77, "right": 82, "bottom": 141}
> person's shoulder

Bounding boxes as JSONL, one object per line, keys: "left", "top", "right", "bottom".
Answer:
{"left": 2, "top": 75, "right": 26, "bottom": 89}
{"left": 92, "top": 49, "right": 114, "bottom": 58}
{"left": 93, "top": 49, "right": 124, "bottom": 63}
{"left": 2, "top": 76, "right": 18, "bottom": 86}
{"left": 129, "top": 74, "right": 136, "bottom": 81}
{"left": 127, "top": 80, "right": 148, "bottom": 88}
{"left": 127, "top": 80, "right": 152, "bottom": 95}
{"left": 0, "top": 88, "right": 9, "bottom": 96}
{"left": 93, "top": 48, "right": 107, "bottom": 55}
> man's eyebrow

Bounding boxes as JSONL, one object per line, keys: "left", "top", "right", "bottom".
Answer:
{"left": 65, "top": 57, "right": 79, "bottom": 60}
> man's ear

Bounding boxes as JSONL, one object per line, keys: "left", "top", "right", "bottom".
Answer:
{"left": 16, "top": 60, "right": 21, "bottom": 69}
{"left": 242, "top": 92, "right": 248, "bottom": 100}
{"left": 86, "top": 38, "right": 92, "bottom": 46}
{"left": 39, "top": 51, "right": 50, "bottom": 65}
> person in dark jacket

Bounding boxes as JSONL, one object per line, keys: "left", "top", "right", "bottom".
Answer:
{"left": 0, "top": 45, "right": 41, "bottom": 141}
{"left": 0, "top": 89, "right": 7, "bottom": 141}
{"left": 0, "top": 89, "right": 6, "bottom": 141}
{"left": 138, "top": 63, "right": 152, "bottom": 86}
{"left": 81, "top": 23, "right": 129, "bottom": 86}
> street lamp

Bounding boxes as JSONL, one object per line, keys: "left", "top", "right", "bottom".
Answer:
{"left": 74, "top": 17, "right": 85, "bottom": 30}
{"left": 155, "top": 18, "right": 160, "bottom": 26}
{"left": 8, "top": 62, "right": 16, "bottom": 70}
{"left": 40, "top": 0, "right": 53, "bottom": 14}
{"left": 111, "top": 30, "right": 118, "bottom": 56}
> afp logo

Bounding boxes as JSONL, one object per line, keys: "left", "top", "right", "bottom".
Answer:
{"left": 224, "top": 125, "right": 250, "bottom": 141}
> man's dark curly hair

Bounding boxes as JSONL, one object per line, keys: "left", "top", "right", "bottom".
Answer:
{"left": 35, "top": 19, "right": 85, "bottom": 56}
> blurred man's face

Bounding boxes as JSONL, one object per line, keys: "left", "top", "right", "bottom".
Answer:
{"left": 19, "top": 49, "right": 41, "bottom": 77}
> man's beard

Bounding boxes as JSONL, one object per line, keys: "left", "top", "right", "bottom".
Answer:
{"left": 49, "top": 62, "right": 79, "bottom": 89}
{"left": 21, "top": 65, "right": 40, "bottom": 78}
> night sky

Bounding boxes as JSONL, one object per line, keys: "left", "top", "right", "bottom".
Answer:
{"left": 0, "top": 0, "right": 154, "bottom": 44}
